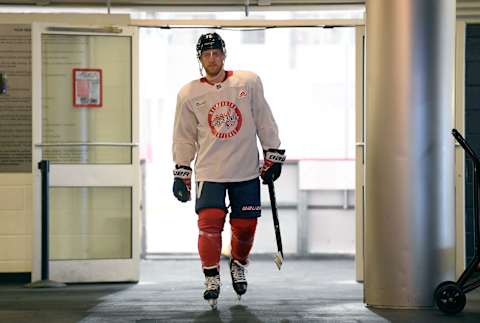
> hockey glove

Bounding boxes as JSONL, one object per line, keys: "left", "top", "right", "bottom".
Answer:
{"left": 173, "top": 165, "right": 192, "bottom": 202}
{"left": 261, "top": 149, "right": 286, "bottom": 184}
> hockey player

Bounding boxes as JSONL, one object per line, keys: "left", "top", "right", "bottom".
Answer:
{"left": 172, "top": 32, "right": 285, "bottom": 309}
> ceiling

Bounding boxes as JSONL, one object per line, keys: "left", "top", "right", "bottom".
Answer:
{"left": 0, "top": 0, "right": 477, "bottom": 5}
{"left": 0, "top": 0, "right": 363, "bottom": 5}
{"left": 0, "top": 0, "right": 478, "bottom": 19}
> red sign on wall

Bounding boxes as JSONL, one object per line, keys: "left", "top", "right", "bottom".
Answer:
{"left": 72, "top": 68, "right": 103, "bottom": 108}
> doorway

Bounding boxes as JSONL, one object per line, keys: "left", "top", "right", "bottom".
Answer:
{"left": 138, "top": 26, "right": 359, "bottom": 262}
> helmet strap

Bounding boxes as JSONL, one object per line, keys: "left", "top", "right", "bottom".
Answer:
{"left": 198, "top": 60, "right": 204, "bottom": 77}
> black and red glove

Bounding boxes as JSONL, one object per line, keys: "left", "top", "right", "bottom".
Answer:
{"left": 260, "top": 149, "right": 286, "bottom": 184}
{"left": 173, "top": 165, "right": 192, "bottom": 202}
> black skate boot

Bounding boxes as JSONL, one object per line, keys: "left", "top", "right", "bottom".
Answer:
{"left": 229, "top": 258, "right": 248, "bottom": 300}
{"left": 203, "top": 267, "right": 221, "bottom": 310}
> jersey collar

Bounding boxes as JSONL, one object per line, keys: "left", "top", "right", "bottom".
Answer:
{"left": 200, "top": 70, "right": 233, "bottom": 86}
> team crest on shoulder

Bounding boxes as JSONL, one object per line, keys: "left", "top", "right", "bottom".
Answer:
{"left": 208, "top": 101, "right": 243, "bottom": 139}
{"left": 238, "top": 89, "right": 248, "bottom": 98}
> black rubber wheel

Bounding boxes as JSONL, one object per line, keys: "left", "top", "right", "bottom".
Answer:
{"left": 434, "top": 281, "right": 466, "bottom": 315}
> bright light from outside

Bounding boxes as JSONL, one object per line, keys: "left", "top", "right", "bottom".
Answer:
{"left": 139, "top": 25, "right": 356, "bottom": 254}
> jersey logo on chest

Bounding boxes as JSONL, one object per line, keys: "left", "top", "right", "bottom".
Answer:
{"left": 207, "top": 100, "right": 243, "bottom": 139}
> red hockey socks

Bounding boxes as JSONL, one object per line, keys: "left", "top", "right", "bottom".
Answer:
{"left": 230, "top": 218, "right": 258, "bottom": 265}
{"left": 197, "top": 208, "right": 226, "bottom": 268}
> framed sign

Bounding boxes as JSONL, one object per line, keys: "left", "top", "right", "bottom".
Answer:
{"left": 72, "top": 68, "right": 102, "bottom": 108}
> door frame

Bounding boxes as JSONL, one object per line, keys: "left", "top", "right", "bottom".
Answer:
{"left": 354, "top": 25, "right": 365, "bottom": 282}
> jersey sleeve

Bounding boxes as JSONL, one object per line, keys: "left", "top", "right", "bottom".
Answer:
{"left": 252, "top": 75, "right": 281, "bottom": 150}
{"left": 172, "top": 93, "right": 197, "bottom": 166}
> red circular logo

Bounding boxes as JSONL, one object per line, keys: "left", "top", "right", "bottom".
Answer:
{"left": 207, "top": 101, "right": 243, "bottom": 139}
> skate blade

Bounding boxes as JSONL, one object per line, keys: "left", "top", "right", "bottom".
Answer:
{"left": 274, "top": 252, "right": 283, "bottom": 270}
{"left": 237, "top": 294, "right": 242, "bottom": 302}
{"left": 208, "top": 299, "right": 217, "bottom": 310}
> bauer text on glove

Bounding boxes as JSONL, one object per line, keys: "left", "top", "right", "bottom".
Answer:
{"left": 173, "top": 165, "right": 192, "bottom": 202}
{"left": 260, "top": 149, "right": 286, "bottom": 184}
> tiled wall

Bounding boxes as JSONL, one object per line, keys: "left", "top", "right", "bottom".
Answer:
{"left": 0, "top": 174, "right": 32, "bottom": 272}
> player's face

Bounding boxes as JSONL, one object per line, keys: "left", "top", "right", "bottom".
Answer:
{"left": 200, "top": 49, "right": 225, "bottom": 77}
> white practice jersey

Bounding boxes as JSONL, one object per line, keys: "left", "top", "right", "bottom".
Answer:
{"left": 173, "top": 70, "right": 281, "bottom": 182}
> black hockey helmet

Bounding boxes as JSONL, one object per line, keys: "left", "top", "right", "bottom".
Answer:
{"left": 196, "top": 32, "right": 226, "bottom": 58}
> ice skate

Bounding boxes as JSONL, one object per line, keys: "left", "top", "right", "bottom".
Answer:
{"left": 203, "top": 268, "right": 221, "bottom": 310}
{"left": 230, "top": 258, "right": 248, "bottom": 300}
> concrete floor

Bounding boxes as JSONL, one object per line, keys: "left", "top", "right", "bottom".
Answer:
{"left": 0, "top": 258, "right": 479, "bottom": 322}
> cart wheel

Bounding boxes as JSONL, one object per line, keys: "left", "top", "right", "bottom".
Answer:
{"left": 434, "top": 281, "right": 466, "bottom": 315}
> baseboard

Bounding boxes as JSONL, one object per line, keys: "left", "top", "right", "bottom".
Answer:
{"left": 0, "top": 272, "right": 31, "bottom": 284}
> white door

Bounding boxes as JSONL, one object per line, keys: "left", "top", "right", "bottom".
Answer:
{"left": 355, "top": 25, "right": 365, "bottom": 282}
{"left": 32, "top": 23, "right": 139, "bottom": 283}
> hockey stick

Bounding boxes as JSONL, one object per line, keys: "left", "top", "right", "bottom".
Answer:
{"left": 267, "top": 180, "right": 284, "bottom": 270}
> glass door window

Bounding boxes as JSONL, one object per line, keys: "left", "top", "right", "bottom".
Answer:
{"left": 41, "top": 34, "right": 132, "bottom": 164}
{"left": 50, "top": 187, "right": 132, "bottom": 260}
